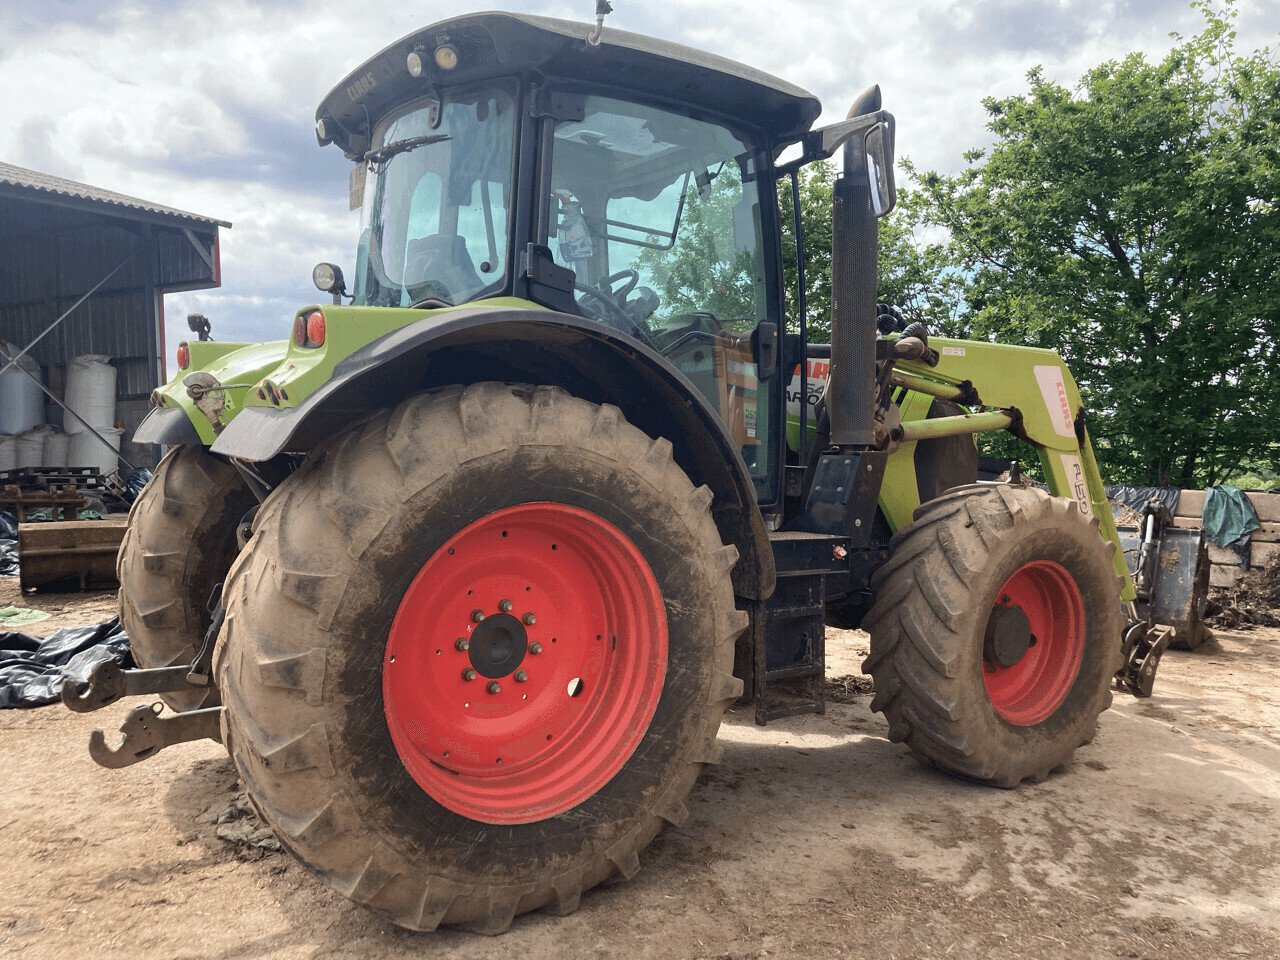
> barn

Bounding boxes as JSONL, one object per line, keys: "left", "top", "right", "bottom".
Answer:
{"left": 0, "top": 161, "right": 228, "bottom": 473}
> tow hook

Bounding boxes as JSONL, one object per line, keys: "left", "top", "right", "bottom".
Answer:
{"left": 1115, "top": 619, "right": 1172, "bottom": 698}
{"left": 88, "top": 704, "right": 223, "bottom": 769}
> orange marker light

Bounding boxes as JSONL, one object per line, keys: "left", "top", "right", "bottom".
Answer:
{"left": 176, "top": 343, "right": 190, "bottom": 369}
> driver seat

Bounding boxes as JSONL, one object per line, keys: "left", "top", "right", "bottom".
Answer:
{"left": 406, "top": 234, "right": 484, "bottom": 301}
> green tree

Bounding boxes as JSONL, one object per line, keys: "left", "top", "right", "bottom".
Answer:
{"left": 911, "top": 2, "right": 1280, "bottom": 487}
{"left": 632, "top": 165, "right": 763, "bottom": 331}
{"left": 777, "top": 162, "right": 967, "bottom": 343}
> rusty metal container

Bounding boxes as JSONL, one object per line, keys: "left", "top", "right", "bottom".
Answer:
{"left": 18, "top": 519, "right": 125, "bottom": 592}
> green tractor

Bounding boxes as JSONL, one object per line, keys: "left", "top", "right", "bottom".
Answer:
{"left": 66, "top": 9, "right": 1169, "bottom": 934}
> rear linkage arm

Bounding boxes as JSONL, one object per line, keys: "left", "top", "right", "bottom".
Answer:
{"left": 86, "top": 704, "right": 222, "bottom": 769}
{"left": 62, "top": 585, "right": 227, "bottom": 768}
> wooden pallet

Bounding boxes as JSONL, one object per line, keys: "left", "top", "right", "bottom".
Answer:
{"left": 18, "top": 519, "right": 125, "bottom": 592}
{"left": 0, "top": 484, "right": 88, "bottom": 522}
{"left": 0, "top": 467, "right": 107, "bottom": 492}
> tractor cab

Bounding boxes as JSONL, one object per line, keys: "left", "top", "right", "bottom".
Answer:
{"left": 315, "top": 11, "right": 826, "bottom": 506}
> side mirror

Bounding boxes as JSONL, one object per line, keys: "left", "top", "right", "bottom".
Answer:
{"left": 863, "top": 120, "right": 897, "bottom": 217}
{"left": 313, "top": 262, "right": 347, "bottom": 304}
{"left": 779, "top": 99, "right": 897, "bottom": 219}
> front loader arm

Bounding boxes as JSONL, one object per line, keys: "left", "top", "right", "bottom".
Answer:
{"left": 895, "top": 337, "right": 1135, "bottom": 601}
{"left": 889, "top": 335, "right": 1170, "bottom": 697}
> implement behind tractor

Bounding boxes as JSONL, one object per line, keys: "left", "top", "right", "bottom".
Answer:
{"left": 63, "top": 8, "right": 1169, "bottom": 933}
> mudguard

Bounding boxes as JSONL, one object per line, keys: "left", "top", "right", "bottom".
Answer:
{"left": 211, "top": 306, "right": 776, "bottom": 600}
{"left": 133, "top": 407, "right": 202, "bottom": 446}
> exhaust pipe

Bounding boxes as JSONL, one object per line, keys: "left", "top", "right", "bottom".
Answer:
{"left": 827, "top": 84, "right": 882, "bottom": 449}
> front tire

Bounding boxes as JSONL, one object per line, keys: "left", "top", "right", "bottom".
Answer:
{"left": 862, "top": 484, "right": 1122, "bottom": 786}
{"left": 215, "top": 383, "right": 746, "bottom": 932}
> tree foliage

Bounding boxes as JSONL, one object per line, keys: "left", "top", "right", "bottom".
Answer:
{"left": 632, "top": 164, "right": 763, "bottom": 333}
{"left": 777, "top": 163, "right": 965, "bottom": 343}
{"left": 909, "top": 2, "right": 1279, "bottom": 487}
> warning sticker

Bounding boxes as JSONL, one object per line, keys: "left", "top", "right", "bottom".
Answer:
{"left": 1035, "top": 365, "right": 1076, "bottom": 438}
{"left": 1059, "top": 454, "right": 1092, "bottom": 517}
{"left": 941, "top": 346, "right": 966, "bottom": 357}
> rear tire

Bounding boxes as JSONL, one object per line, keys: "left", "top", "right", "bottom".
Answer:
{"left": 862, "top": 484, "right": 1122, "bottom": 786}
{"left": 117, "top": 445, "right": 255, "bottom": 711}
{"left": 215, "top": 383, "right": 746, "bottom": 933}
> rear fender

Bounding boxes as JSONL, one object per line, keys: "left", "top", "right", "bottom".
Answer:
{"left": 211, "top": 307, "right": 775, "bottom": 600}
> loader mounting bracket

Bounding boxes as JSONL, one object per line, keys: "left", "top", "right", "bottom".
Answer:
{"left": 88, "top": 703, "right": 223, "bottom": 769}
{"left": 186, "top": 587, "right": 225, "bottom": 688}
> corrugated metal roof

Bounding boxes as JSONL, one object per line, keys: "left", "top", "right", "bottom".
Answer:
{"left": 0, "top": 161, "right": 231, "bottom": 228}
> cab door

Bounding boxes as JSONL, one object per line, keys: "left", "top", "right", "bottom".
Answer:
{"left": 534, "top": 90, "right": 785, "bottom": 508}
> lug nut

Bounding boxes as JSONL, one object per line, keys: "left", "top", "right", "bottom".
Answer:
{"left": 461, "top": 668, "right": 477, "bottom": 681}
{"left": 471, "top": 609, "right": 485, "bottom": 623}
{"left": 529, "top": 642, "right": 543, "bottom": 655}
{"left": 514, "top": 670, "right": 528, "bottom": 682}
{"left": 486, "top": 681, "right": 501, "bottom": 694}
{"left": 455, "top": 637, "right": 470, "bottom": 651}
{"left": 499, "top": 599, "right": 513, "bottom": 613}
{"left": 522, "top": 613, "right": 537, "bottom": 626}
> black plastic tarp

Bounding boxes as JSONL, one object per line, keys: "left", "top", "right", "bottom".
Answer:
{"left": 1, "top": 510, "right": 18, "bottom": 578}
{"left": 1105, "top": 485, "right": 1181, "bottom": 515}
{"left": 0, "top": 619, "right": 132, "bottom": 708}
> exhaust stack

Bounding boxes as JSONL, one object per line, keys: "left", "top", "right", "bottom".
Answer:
{"left": 827, "top": 85, "right": 882, "bottom": 449}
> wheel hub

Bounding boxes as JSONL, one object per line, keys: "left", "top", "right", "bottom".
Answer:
{"left": 468, "top": 612, "right": 528, "bottom": 678}
{"left": 984, "top": 603, "right": 1034, "bottom": 668}
{"left": 982, "top": 559, "right": 1086, "bottom": 726}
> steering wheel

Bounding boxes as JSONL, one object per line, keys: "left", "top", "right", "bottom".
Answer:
{"left": 574, "top": 269, "right": 655, "bottom": 346}
{"left": 574, "top": 280, "right": 629, "bottom": 324}
{"left": 604, "top": 268, "right": 640, "bottom": 301}
{"left": 575, "top": 269, "right": 639, "bottom": 316}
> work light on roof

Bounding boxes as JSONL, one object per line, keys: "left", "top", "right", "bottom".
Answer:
{"left": 434, "top": 45, "right": 459, "bottom": 70}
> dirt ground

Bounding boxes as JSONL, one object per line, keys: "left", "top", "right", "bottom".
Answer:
{"left": 2, "top": 581, "right": 1279, "bottom": 960}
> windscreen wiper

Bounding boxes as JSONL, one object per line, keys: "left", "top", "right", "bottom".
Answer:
{"left": 363, "top": 133, "right": 451, "bottom": 169}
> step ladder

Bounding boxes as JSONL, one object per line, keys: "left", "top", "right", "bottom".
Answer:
{"left": 749, "top": 531, "right": 846, "bottom": 724}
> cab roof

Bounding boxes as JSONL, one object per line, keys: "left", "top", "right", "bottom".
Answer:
{"left": 316, "top": 12, "right": 822, "bottom": 155}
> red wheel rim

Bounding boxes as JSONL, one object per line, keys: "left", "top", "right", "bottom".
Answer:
{"left": 383, "top": 502, "right": 668, "bottom": 825}
{"left": 983, "top": 560, "right": 1085, "bottom": 726}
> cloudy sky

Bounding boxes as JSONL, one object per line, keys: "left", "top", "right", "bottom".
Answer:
{"left": 2, "top": 0, "right": 1276, "bottom": 353}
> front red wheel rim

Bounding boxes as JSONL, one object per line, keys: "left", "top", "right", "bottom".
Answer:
{"left": 383, "top": 502, "right": 668, "bottom": 825}
{"left": 983, "top": 560, "right": 1085, "bottom": 726}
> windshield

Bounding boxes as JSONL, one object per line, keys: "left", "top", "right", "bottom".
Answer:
{"left": 543, "top": 94, "right": 778, "bottom": 498}
{"left": 353, "top": 83, "right": 517, "bottom": 308}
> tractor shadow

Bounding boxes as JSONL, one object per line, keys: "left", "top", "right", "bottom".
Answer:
{"left": 145, "top": 667, "right": 1280, "bottom": 955}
